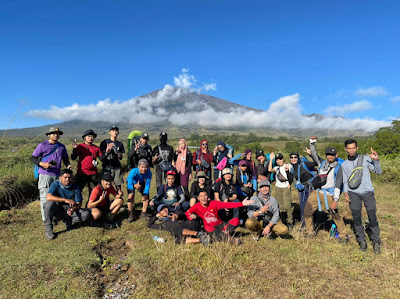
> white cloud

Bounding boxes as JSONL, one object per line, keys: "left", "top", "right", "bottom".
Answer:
{"left": 323, "top": 100, "right": 372, "bottom": 116}
{"left": 27, "top": 70, "right": 390, "bottom": 133}
{"left": 355, "top": 86, "right": 388, "bottom": 97}
{"left": 390, "top": 96, "right": 400, "bottom": 103}
{"left": 203, "top": 82, "right": 217, "bottom": 91}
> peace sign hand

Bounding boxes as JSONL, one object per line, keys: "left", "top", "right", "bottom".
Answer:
{"left": 367, "top": 147, "right": 379, "bottom": 161}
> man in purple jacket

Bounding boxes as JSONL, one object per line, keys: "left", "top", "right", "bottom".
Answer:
{"left": 31, "top": 127, "right": 71, "bottom": 220}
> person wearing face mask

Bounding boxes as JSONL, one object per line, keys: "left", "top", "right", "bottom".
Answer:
{"left": 192, "top": 139, "right": 213, "bottom": 182}
{"left": 213, "top": 141, "right": 231, "bottom": 180}
{"left": 268, "top": 153, "right": 294, "bottom": 228}
{"left": 152, "top": 132, "right": 174, "bottom": 189}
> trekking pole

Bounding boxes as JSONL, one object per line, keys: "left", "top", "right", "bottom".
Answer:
{"left": 0, "top": 101, "right": 24, "bottom": 145}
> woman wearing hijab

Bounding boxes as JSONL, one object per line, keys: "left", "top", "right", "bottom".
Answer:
{"left": 192, "top": 139, "right": 213, "bottom": 182}
{"left": 173, "top": 139, "right": 192, "bottom": 196}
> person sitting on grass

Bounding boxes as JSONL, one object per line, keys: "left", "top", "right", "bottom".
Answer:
{"left": 87, "top": 172, "right": 123, "bottom": 229}
{"left": 150, "top": 170, "right": 189, "bottom": 214}
{"left": 189, "top": 171, "right": 213, "bottom": 207}
{"left": 43, "top": 169, "right": 91, "bottom": 240}
{"left": 185, "top": 191, "right": 254, "bottom": 245}
{"left": 147, "top": 204, "right": 208, "bottom": 245}
{"left": 126, "top": 159, "right": 152, "bottom": 222}
{"left": 246, "top": 179, "right": 289, "bottom": 241}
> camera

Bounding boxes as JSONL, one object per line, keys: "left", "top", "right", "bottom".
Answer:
{"left": 92, "top": 160, "right": 98, "bottom": 167}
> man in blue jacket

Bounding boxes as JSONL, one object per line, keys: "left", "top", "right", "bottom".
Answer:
{"left": 126, "top": 159, "right": 152, "bottom": 222}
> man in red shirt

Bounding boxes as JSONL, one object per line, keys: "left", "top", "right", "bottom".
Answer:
{"left": 88, "top": 172, "right": 123, "bottom": 228}
{"left": 185, "top": 191, "right": 253, "bottom": 245}
{"left": 71, "top": 129, "right": 103, "bottom": 195}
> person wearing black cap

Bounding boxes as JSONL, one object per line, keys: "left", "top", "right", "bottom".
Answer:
{"left": 128, "top": 132, "right": 153, "bottom": 169}
{"left": 87, "top": 172, "right": 123, "bottom": 228}
{"left": 152, "top": 132, "right": 174, "bottom": 189}
{"left": 255, "top": 150, "right": 272, "bottom": 182}
{"left": 99, "top": 126, "right": 125, "bottom": 193}
{"left": 71, "top": 129, "right": 103, "bottom": 195}
{"left": 301, "top": 136, "right": 348, "bottom": 240}
{"left": 268, "top": 152, "right": 294, "bottom": 227}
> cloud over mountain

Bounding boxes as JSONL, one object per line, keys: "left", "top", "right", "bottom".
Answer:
{"left": 27, "top": 70, "right": 390, "bottom": 133}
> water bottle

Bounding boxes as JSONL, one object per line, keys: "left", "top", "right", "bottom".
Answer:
{"left": 329, "top": 224, "right": 337, "bottom": 238}
{"left": 152, "top": 235, "right": 165, "bottom": 243}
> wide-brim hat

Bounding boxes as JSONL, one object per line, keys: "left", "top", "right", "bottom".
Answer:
{"left": 195, "top": 171, "right": 209, "bottom": 181}
{"left": 82, "top": 129, "right": 97, "bottom": 139}
{"left": 222, "top": 168, "right": 232, "bottom": 176}
{"left": 46, "top": 127, "right": 63, "bottom": 136}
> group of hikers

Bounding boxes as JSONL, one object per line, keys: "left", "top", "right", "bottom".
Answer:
{"left": 31, "top": 126, "right": 383, "bottom": 253}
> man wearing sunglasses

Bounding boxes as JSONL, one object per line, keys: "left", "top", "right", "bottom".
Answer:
{"left": 304, "top": 136, "right": 348, "bottom": 241}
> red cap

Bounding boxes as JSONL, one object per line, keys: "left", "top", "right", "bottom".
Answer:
{"left": 166, "top": 170, "right": 176, "bottom": 176}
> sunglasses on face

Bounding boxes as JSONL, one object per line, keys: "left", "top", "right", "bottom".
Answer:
{"left": 290, "top": 156, "right": 298, "bottom": 159}
{"left": 202, "top": 143, "right": 208, "bottom": 146}
{"left": 241, "top": 165, "right": 248, "bottom": 167}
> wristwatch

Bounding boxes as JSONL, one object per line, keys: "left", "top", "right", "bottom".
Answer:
{"left": 258, "top": 210, "right": 264, "bottom": 216}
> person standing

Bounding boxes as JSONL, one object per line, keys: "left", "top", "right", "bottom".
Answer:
{"left": 31, "top": 127, "right": 71, "bottom": 221}
{"left": 173, "top": 138, "right": 192, "bottom": 196}
{"left": 341, "top": 139, "right": 382, "bottom": 253}
{"left": 192, "top": 139, "right": 213, "bottom": 182}
{"left": 152, "top": 132, "right": 174, "bottom": 190}
{"left": 268, "top": 152, "right": 294, "bottom": 227}
{"left": 71, "top": 129, "right": 103, "bottom": 195}
{"left": 99, "top": 126, "right": 125, "bottom": 194}
{"left": 128, "top": 133, "right": 153, "bottom": 168}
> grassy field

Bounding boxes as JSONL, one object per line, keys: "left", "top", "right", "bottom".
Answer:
{"left": 1, "top": 178, "right": 399, "bottom": 299}
{"left": 1, "top": 137, "right": 400, "bottom": 298}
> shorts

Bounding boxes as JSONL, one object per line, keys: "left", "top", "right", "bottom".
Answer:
{"left": 127, "top": 184, "right": 146, "bottom": 196}
{"left": 102, "top": 167, "right": 124, "bottom": 186}
{"left": 96, "top": 201, "right": 111, "bottom": 217}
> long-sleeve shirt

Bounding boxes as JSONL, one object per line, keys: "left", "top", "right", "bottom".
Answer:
{"left": 185, "top": 201, "right": 243, "bottom": 232}
{"left": 247, "top": 193, "right": 280, "bottom": 225}
{"left": 341, "top": 155, "right": 382, "bottom": 194}
{"left": 126, "top": 168, "right": 152, "bottom": 195}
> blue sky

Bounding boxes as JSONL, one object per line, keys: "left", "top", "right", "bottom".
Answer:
{"left": 1, "top": 0, "right": 399, "bottom": 130}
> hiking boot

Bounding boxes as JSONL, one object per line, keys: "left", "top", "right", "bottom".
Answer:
{"left": 338, "top": 235, "right": 349, "bottom": 244}
{"left": 359, "top": 240, "right": 367, "bottom": 252}
{"left": 127, "top": 211, "right": 135, "bottom": 223}
{"left": 373, "top": 242, "right": 381, "bottom": 254}
{"left": 140, "top": 212, "right": 151, "bottom": 221}
{"left": 45, "top": 230, "right": 55, "bottom": 240}
{"left": 64, "top": 219, "right": 73, "bottom": 231}
{"left": 198, "top": 233, "right": 211, "bottom": 246}
{"left": 104, "top": 219, "right": 117, "bottom": 229}
{"left": 252, "top": 230, "right": 262, "bottom": 242}
{"left": 287, "top": 223, "right": 294, "bottom": 232}
{"left": 304, "top": 233, "right": 316, "bottom": 239}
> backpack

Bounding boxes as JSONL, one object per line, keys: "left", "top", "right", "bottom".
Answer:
{"left": 348, "top": 155, "right": 364, "bottom": 189}
{"left": 33, "top": 143, "right": 60, "bottom": 179}
{"left": 265, "top": 153, "right": 276, "bottom": 182}
{"left": 196, "top": 149, "right": 210, "bottom": 169}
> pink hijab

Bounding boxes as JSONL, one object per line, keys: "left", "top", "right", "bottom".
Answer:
{"left": 176, "top": 139, "right": 187, "bottom": 175}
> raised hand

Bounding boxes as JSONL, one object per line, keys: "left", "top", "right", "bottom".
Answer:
{"left": 367, "top": 147, "right": 379, "bottom": 161}
{"left": 242, "top": 197, "right": 254, "bottom": 206}
{"left": 304, "top": 147, "right": 311, "bottom": 155}
{"left": 72, "top": 139, "right": 78, "bottom": 149}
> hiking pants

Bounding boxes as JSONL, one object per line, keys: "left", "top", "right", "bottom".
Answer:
{"left": 43, "top": 201, "right": 90, "bottom": 232}
{"left": 275, "top": 186, "right": 293, "bottom": 224}
{"left": 348, "top": 191, "right": 380, "bottom": 244}
{"left": 245, "top": 217, "right": 289, "bottom": 236}
{"left": 38, "top": 174, "right": 57, "bottom": 221}
{"left": 298, "top": 184, "right": 312, "bottom": 223}
{"left": 218, "top": 199, "right": 240, "bottom": 222}
{"left": 155, "top": 166, "right": 165, "bottom": 190}
{"left": 209, "top": 219, "right": 240, "bottom": 241}
{"left": 304, "top": 191, "right": 347, "bottom": 238}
